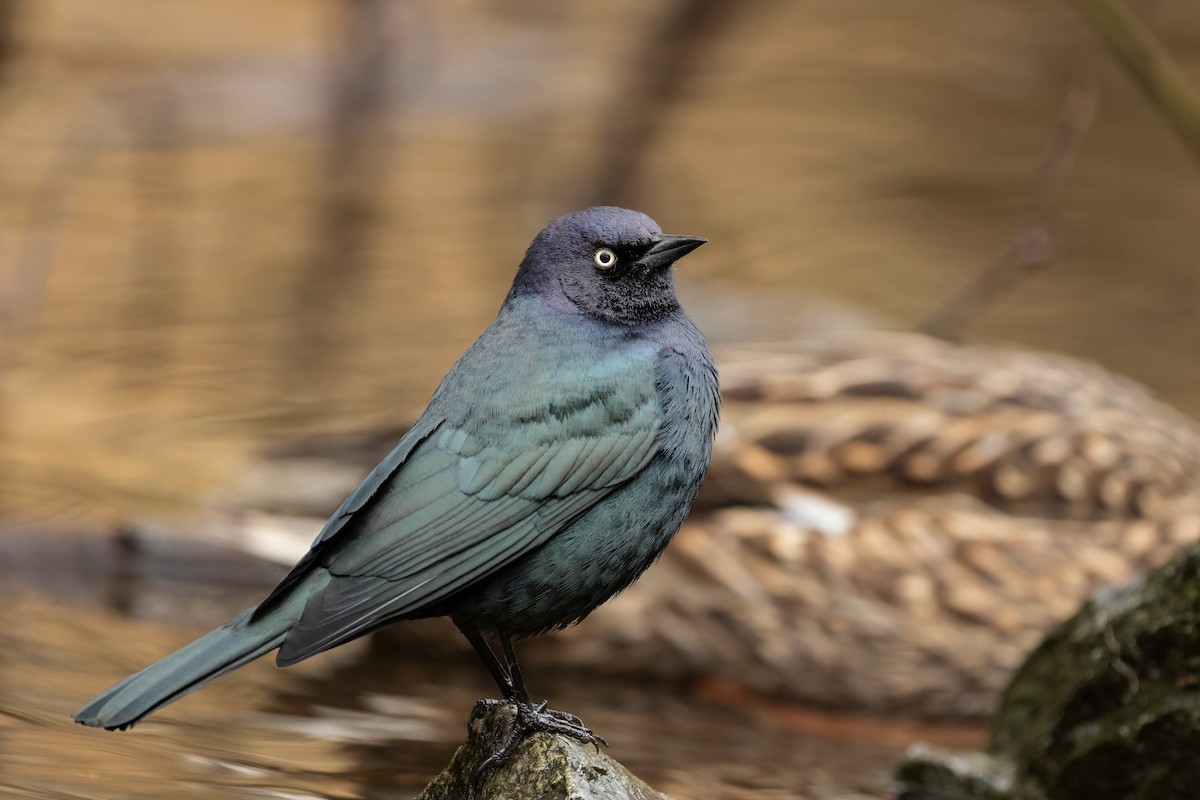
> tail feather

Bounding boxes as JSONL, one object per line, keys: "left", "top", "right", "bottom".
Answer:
{"left": 73, "top": 606, "right": 289, "bottom": 731}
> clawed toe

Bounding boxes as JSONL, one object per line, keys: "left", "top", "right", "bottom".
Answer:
{"left": 470, "top": 697, "right": 606, "bottom": 774}
{"left": 468, "top": 698, "right": 506, "bottom": 730}
{"left": 542, "top": 705, "right": 587, "bottom": 729}
{"left": 518, "top": 701, "right": 606, "bottom": 749}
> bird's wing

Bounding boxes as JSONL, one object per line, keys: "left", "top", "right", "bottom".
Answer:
{"left": 315, "top": 417, "right": 446, "bottom": 546}
{"left": 253, "top": 417, "right": 446, "bottom": 608}
{"left": 274, "top": 370, "right": 662, "bottom": 663}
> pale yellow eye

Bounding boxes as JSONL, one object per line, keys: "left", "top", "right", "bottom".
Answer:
{"left": 594, "top": 247, "right": 617, "bottom": 269}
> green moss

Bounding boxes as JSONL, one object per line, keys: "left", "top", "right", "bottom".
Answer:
{"left": 417, "top": 705, "right": 670, "bottom": 800}
{"left": 897, "top": 541, "right": 1200, "bottom": 799}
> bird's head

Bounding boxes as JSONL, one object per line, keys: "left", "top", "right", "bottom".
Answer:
{"left": 509, "top": 206, "right": 707, "bottom": 326}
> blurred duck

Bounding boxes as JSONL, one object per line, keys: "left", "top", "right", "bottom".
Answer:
{"left": 202, "top": 331, "right": 1200, "bottom": 718}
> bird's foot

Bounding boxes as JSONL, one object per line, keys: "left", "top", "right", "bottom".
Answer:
{"left": 470, "top": 698, "right": 606, "bottom": 774}
{"left": 468, "top": 697, "right": 507, "bottom": 730}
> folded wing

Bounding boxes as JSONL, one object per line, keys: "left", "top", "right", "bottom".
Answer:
{"left": 273, "top": 381, "right": 661, "bottom": 664}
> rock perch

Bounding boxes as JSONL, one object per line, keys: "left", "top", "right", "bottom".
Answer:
{"left": 418, "top": 704, "right": 671, "bottom": 800}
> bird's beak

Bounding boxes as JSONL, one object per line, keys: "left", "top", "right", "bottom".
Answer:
{"left": 636, "top": 234, "right": 707, "bottom": 271}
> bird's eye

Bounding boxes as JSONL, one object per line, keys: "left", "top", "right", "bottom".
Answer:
{"left": 593, "top": 247, "right": 617, "bottom": 269}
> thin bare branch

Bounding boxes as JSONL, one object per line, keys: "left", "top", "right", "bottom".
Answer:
{"left": 109, "top": 83, "right": 186, "bottom": 390}
{"left": 581, "top": 0, "right": 743, "bottom": 207}
{"left": 1069, "top": 0, "right": 1200, "bottom": 167}
{"left": 279, "top": 0, "right": 397, "bottom": 408}
{"left": 0, "top": 0, "right": 17, "bottom": 84}
{"left": 0, "top": 118, "right": 99, "bottom": 377}
{"left": 918, "top": 82, "right": 1100, "bottom": 341}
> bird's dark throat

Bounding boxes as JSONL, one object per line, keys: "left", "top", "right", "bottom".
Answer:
{"left": 561, "top": 266, "right": 681, "bottom": 326}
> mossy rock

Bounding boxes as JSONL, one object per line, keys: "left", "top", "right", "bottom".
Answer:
{"left": 418, "top": 704, "right": 670, "bottom": 800}
{"left": 896, "top": 745, "right": 1027, "bottom": 800}
{"left": 898, "top": 540, "right": 1200, "bottom": 799}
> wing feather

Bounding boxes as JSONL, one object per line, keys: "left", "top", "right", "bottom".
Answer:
{"left": 271, "top": 344, "right": 665, "bottom": 664}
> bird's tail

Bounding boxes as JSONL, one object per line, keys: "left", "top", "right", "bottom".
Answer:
{"left": 73, "top": 605, "right": 292, "bottom": 731}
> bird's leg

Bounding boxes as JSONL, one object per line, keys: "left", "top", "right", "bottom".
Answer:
{"left": 498, "top": 630, "right": 532, "bottom": 705}
{"left": 463, "top": 627, "right": 514, "bottom": 696}
{"left": 462, "top": 628, "right": 515, "bottom": 729}
{"left": 463, "top": 628, "right": 607, "bottom": 773}
{"left": 475, "top": 632, "right": 606, "bottom": 773}
{"left": 494, "top": 633, "right": 588, "bottom": 729}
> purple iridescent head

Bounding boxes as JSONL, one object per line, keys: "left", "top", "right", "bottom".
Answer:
{"left": 509, "top": 206, "right": 706, "bottom": 326}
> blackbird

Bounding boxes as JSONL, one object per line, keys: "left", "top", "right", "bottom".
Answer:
{"left": 75, "top": 206, "right": 719, "bottom": 762}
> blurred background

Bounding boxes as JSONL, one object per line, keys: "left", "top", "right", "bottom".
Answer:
{"left": 2, "top": 1, "right": 1200, "bottom": 799}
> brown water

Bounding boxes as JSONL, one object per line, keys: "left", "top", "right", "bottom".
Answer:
{"left": 0, "top": 538, "right": 921, "bottom": 800}
{"left": 4, "top": 1, "right": 1200, "bottom": 530}
{"left": 0, "top": 2, "right": 1196, "bottom": 797}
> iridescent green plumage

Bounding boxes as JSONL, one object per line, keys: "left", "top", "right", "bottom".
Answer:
{"left": 74, "top": 207, "right": 718, "bottom": 746}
